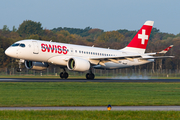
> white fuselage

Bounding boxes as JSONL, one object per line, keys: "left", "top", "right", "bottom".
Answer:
{"left": 5, "top": 39, "right": 153, "bottom": 69}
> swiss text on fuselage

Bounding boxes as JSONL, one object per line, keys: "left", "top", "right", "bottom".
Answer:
{"left": 41, "top": 43, "right": 68, "bottom": 54}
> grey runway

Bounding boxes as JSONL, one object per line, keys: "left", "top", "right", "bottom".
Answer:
{"left": 0, "top": 78, "right": 180, "bottom": 82}
{"left": 1, "top": 106, "right": 180, "bottom": 111}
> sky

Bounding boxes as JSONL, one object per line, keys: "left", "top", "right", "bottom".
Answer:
{"left": 0, "top": 0, "right": 180, "bottom": 34}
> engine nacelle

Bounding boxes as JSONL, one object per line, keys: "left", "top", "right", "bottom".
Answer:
{"left": 67, "top": 58, "right": 90, "bottom": 72}
{"left": 25, "top": 61, "right": 49, "bottom": 70}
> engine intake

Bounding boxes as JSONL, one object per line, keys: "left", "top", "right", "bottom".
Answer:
{"left": 67, "top": 58, "right": 90, "bottom": 72}
{"left": 25, "top": 61, "right": 49, "bottom": 70}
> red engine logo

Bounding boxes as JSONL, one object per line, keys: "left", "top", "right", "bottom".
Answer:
{"left": 41, "top": 43, "right": 68, "bottom": 54}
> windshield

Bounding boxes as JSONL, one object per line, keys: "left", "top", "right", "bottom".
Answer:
{"left": 20, "top": 44, "right": 25, "bottom": 47}
{"left": 11, "top": 43, "right": 25, "bottom": 48}
{"left": 11, "top": 43, "right": 20, "bottom": 47}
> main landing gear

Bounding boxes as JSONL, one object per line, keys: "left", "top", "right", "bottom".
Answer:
{"left": 86, "top": 68, "right": 95, "bottom": 80}
{"left": 86, "top": 72, "right": 95, "bottom": 79}
{"left": 59, "top": 67, "right": 95, "bottom": 80}
{"left": 59, "top": 68, "right": 69, "bottom": 79}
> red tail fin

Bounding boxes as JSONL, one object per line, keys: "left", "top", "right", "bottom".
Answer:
{"left": 122, "top": 21, "right": 154, "bottom": 54}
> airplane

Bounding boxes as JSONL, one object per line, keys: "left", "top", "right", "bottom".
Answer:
{"left": 5, "top": 21, "right": 174, "bottom": 79}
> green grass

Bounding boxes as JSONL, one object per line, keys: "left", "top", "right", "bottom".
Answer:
{"left": 0, "top": 110, "right": 180, "bottom": 120}
{"left": 1, "top": 82, "right": 180, "bottom": 106}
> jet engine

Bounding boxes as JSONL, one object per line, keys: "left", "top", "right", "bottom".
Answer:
{"left": 67, "top": 58, "right": 90, "bottom": 72}
{"left": 25, "top": 61, "right": 49, "bottom": 70}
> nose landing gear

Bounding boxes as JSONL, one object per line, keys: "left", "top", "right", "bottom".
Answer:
{"left": 16, "top": 68, "right": 22, "bottom": 72}
{"left": 16, "top": 59, "right": 24, "bottom": 72}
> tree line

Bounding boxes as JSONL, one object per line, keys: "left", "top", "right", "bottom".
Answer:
{"left": 0, "top": 20, "right": 179, "bottom": 71}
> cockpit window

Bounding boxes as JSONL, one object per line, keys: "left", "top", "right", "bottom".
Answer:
{"left": 20, "top": 44, "right": 25, "bottom": 47}
{"left": 11, "top": 43, "right": 20, "bottom": 47}
{"left": 11, "top": 43, "right": 25, "bottom": 47}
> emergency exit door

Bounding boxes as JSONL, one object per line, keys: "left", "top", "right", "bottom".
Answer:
{"left": 32, "top": 41, "right": 39, "bottom": 54}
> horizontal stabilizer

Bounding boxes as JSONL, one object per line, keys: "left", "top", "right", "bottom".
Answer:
{"left": 157, "top": 45, "right": 173, "bottom": 54}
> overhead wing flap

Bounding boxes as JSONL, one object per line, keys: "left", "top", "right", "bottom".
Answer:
{"left": 99, "top": 62, "right": 106, "bottom": 66}
{"left": 109, "top": 59, "right": 119, "bottom": 64}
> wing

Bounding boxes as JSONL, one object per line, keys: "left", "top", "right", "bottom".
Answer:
{"left": 89, "top": 54, "right": 174, "bottom": 66}
{"left": 89, "top": 54, "right": 142, "bottom": 66}
{"left": 89, "top": 54, "right": 141, "bottom": 60}
{"left": 140, "top": 56, "right": 175, "bottom": 60}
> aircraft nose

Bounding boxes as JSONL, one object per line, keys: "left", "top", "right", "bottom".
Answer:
{"left": 5, "top": 48, "right": 10, "bottom": 56}
{"left": 5, "top": 47, "right": 14, "bottom": 57}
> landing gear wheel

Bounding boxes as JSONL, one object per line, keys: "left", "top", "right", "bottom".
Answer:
{"left": 63, "top": 72, "right": 69, "bottom": 79}
{"left": 86, "top": 73, "right": 95, "bottom": 80}
{"left": 60, "top": 72, "right": 64, "bottom": 79}
{"left": 16, "top": 68, "right": 22, "bottom": 72}
{"left": 59, "top": 72, "right": 69, "bottom": 79}
{"left": 86, "top": 73, "right": 90, "bottom": 79}
{"left": 91, "top": 73, "right": 95, "bottom": 79}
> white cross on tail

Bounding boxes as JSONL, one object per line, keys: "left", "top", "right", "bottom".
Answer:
{"left": 138, "top": 29, "right": 148, "bottom": 45}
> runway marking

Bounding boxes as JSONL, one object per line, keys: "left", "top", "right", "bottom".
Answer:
{"left": 1, "top": 106, "right": 180, "bottom": 111}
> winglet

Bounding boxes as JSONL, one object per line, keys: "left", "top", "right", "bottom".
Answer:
{"left": 157, "top": 45, "right": 173, "bottom": 54}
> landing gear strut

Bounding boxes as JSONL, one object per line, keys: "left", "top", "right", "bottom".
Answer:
{"left": 59, "top": 68, "right": 69, "bottom": 79}
{"left": 16, "top": 68, "right": 22, "bottom": 72}
{"left": 86, "top": 68, "right": 95, "bottom": 79}
{"left": 16, "top": 59, "right": 24, "bottom": 72}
